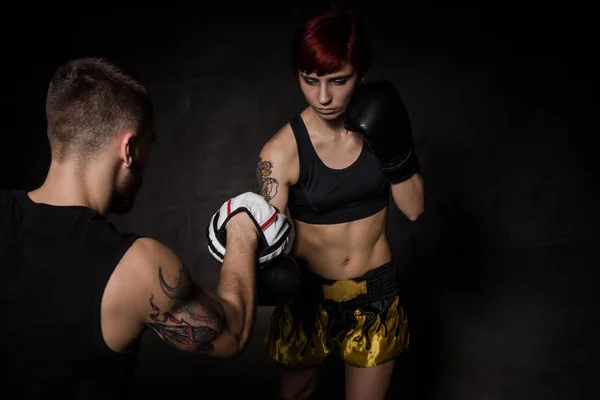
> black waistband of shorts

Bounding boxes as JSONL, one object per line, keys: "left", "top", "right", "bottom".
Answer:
{"left": 301, "top": 261, "right": 399, "bottom": 305}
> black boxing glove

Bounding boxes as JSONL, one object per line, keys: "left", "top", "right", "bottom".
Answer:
{"left": 344, "top": 80, "right": 419, "bottom": 183}
{"left": 257, "top": 254, "right": 301, "bottom": 307}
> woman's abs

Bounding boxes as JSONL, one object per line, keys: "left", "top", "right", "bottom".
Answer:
{"left": 291, "top": 208, "right": 391, "bottom": 280}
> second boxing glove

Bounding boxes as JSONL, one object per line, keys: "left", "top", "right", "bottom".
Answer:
{"left": 257, "top": 254, "right": 301, "bottom": 307}
{"left": 344, "top": 80, "right": 419, "bottom": 183}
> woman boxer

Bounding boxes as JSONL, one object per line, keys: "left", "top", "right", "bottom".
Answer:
{"left": 256, "top": 6, "right": 425, "bottom": 400}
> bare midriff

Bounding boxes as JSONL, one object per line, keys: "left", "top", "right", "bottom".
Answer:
{"left": 291, "top": 207, "right": 391, "bottom": 280}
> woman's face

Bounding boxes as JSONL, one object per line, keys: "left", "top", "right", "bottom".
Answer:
{"left": 298, "top": 63, "right": 359, "bottom": 121}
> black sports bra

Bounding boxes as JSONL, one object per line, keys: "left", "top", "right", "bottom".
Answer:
{"left": 287, "top": 115, "right": 389, "bottom": 225}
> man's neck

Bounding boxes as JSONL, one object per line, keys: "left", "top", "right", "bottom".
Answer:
{"left": 28, "top": 160, "right": 110, "bottom": 215}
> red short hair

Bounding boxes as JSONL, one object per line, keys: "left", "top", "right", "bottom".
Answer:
{"left": 292, "top": 6, "right": 371, "bottom": 79}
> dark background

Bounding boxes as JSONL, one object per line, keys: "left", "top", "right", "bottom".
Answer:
{"left": 1, "top": 3, "right": 598, "bottom": 399}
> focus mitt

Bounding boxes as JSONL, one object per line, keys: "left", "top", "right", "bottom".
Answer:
{"left": 206, "top": 192, "right": 292, "bottom": 265}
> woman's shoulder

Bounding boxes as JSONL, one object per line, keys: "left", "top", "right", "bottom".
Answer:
{"left": 261, "top": 117, "right": 300, "bottom": 158}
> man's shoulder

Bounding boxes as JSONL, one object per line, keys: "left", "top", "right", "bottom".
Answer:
{"left": 0, "top": 189, "right": 19, "bottom": 204}
{"left": 0, "top": 190, "right": 22, "bottom": 224}
{"left": 127, "top": 237, "right": 170, "bottom": 258}
{"left": 119, "top": 237, "right": 182, "bottom": 275}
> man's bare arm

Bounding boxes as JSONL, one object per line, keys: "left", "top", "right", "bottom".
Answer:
{"left": 139, "top": 214, "right": 258, "bottom": 358}
{"left": 145, "top": 263, "right": 226, "bottom": 355}
{"left": 390, "top": 172, "right": 425, "bottom": 221}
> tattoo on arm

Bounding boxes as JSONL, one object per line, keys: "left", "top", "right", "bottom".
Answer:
{"left": 256, "top": 157, "right": 279, "bottom": 202}
{"left": 147, "top": 266, "right": 225, "bottom": 354}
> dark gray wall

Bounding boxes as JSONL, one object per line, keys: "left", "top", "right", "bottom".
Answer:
{"left": 2, "top": 5, "right": 598, "bottom": 399}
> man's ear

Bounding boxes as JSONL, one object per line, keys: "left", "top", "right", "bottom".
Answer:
{"left": 118, "top": 130, "right": 136, "bottom": 167}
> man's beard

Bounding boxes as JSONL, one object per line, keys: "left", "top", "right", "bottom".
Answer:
{"left": 109, "top": 162, "right": 144, "bottom": 215}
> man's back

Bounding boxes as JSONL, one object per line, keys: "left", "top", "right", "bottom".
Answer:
{"left": 0, "top": 189, "right": 140, "bottom": 399}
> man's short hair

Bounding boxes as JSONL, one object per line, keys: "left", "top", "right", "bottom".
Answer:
{"left": 45, "top": 57, "right": 153, "bottom": 161}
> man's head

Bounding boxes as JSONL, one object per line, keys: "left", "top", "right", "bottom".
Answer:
{"left": 45, "top": 57, "right": 155, "bottom": 214}
{"left": 292, "top": 5, "right": 371, "bottom": 120}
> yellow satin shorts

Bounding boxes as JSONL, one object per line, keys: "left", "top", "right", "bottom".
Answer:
{"left": 264, "top": 262, "right": 409, "bottom": 368}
